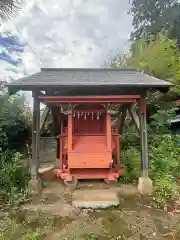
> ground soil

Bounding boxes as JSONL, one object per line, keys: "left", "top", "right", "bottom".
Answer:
{"left": 3, "top": 180, "right": 180, "bottom": 240}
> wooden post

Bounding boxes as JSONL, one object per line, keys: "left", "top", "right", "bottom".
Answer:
{"left": 116, "top": 135, "right": 120, "bottom": 166}
{"left": 60, "top": 119, "right": 63, "bottom": 170}
{"left": 67, "top": 107, "right": 72, "bottom": 151}
{"left": 139, "top": 97, "right": 148, "bottom": 177}
{"left": 106, "top": 108, "right": 112, "bottom": 150}
{"left": 31, "top": 91, "right": 40, "bottom": 183}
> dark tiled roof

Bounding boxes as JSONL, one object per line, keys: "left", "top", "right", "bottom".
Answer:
{"left": 6, "top": 68, "right": 172, "bottom": 95}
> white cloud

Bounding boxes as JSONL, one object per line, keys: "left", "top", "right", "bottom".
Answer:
{"left": 0, "top": 0, "right": 132, "bottom": 107}
{"left": 1, "top": 0, "right": 132, "bottom": 73}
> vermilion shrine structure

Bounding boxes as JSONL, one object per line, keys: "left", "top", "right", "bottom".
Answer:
{"left": 6, "top": 68, "right": 171, "bottom": 191}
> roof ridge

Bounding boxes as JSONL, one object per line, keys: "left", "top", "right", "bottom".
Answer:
{"left": 40, "top": 68, "right": 138, "bottom": 71}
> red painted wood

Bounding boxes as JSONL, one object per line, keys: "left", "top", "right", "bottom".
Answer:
{"left": 106, "top": 112, "right": 112, "bottom": 150}
{"left": 67, "top": 113, "right": 72, "bottom": 151}
{"left": 57, "top": 103, "right": 121, "bottom": 181}
{"left": 60, "top": 121, "right": 63, "bottom": 170}
{"left": 47, "top": 99, "right": 136, "bottom": 104}
{"left": 39, "top": 95, "right": 140, "bottom": 104}
{"left": 140, "top": 98, "right": 147, "bottom": 115}
{"left": 39, "top": 95, "right": 141, "bottom": 100}
{"left": 116, "top": 135, "right": 120, "bottom": 166}
{"left": 58, "top": 168, "right": 123, "bottom": 180}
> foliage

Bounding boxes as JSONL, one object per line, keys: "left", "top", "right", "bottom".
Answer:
{"left": 149, "top": 135, "right": 180, "bottom": 178}
{"left": 107, "top": 27, "right": 180, "bottom": 204}
{"left": 107, "top": 34, "right": 180, "bottom": 98}
{"left": 120, "top": 147, "right": 141, "bottom": 183}
{"left": 150, "top": 135, "right": 180, "bottom": 203}
{"left": 0, "top": 151, "right": 30, "bottom": 205}
{"left": 130, "top": 0, "right": 180, "bottom": 41}
{"left": 0, "top": 90, "right": 31, "bottom": 153}
{"left": 153, "top": 174, "right": 179, "bottom": 205}
{"left": 0, "top": 88, "right": 31, "bottom": 205}
{"left": 0, "top": 216, "right": 45, "bottom": 240}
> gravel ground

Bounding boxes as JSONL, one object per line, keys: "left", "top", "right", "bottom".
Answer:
{"left": 2, "top": 181, "right": 180, "bottom": 240}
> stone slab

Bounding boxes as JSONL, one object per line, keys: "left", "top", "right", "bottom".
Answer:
{"left": 72, "top": 189, "right": 120, "bottom": 209}
{"left": 38, "top": 166, "right": 55, "bottom": 181}
{"left": 138, "top": 177, "right": 153, "bottom": 195}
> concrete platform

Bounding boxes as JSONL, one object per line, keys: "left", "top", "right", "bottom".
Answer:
{"left": 72, "top": 188, "right": 120, "bottom": 209}
{"left": 38, "top": 166, "right": 55, "bottom": 181}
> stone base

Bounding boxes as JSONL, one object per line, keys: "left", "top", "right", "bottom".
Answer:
{"left": 29, "top": 178, "right": 42, "bottom": 195}
{"left": 138, "top": 177, "right": 153, "bottom": 195}
{"left": 38, "top": 166, "right": 55, "bottom": 181}
{"left": 72, "top": 189, "right": 119, "bottom": 209}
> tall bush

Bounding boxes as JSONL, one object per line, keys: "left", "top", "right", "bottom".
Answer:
{"left": 0, "top": 151, "right": 30, "bottom": 205}
{"left": 0, "top": 89, "right": 31, "bottom": 205}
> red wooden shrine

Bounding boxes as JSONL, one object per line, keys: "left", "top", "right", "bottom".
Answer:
{"left": 39, "top": 95, "right": 141, "bottom": 185}
{"left": 6, "top": 68, "right": 171, "bottom": 192}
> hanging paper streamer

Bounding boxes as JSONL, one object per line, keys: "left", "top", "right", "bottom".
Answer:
{"left": 97, "top": 112, "right": 99, "bottom": 120}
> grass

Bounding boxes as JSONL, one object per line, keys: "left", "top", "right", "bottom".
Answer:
{"left": 0, "top": 210, "right": 73, "bottom": 240}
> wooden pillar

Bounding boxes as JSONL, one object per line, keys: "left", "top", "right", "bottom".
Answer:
{"left": 60, "top": 119, "right": 63, "bottom": 170}
{"left": 67, "top": 107, "right": 72, "bottom": 151}
{"left": 31, "top": 91, "right": 40, "bottom": 181}
{"left": 116, "top": 135, "right": 120, "bottom": 166}
{"left": 106, "top": 108, "right": 112, "bottom": 150}
{"left": 139, "top": 97, "right": 148, "bottom": 177}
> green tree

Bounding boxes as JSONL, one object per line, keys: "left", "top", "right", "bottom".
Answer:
{"left": 0, "top": 89, "right": 31, "bottom": 153}
{"left": 109, "top": 35, "right": 180, "bottom": 97}
{"left": 106, "top": 32, "right": 180, "bottom": 204}
{"left": 130, "top": 0, "right": 180, "bottom": 41}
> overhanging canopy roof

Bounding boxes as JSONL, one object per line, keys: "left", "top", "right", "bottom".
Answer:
{"left": 6, "top": 68, "right": 172, "bottom": 95}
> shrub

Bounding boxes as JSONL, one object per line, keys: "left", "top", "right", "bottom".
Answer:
{"left": 121, "top": 134, "right": 180, "bottom": 204}
{"left": 153, "top": 174, "right": 179, "bottom": 204}
{"left": 149, "top": 135, "right": 180, "bottom": 204}
{"left": 0, "top": 151, "right": 30, "bottom": 205}
{"left": 149, "top": 135, "right": 180, "bottom": 178}
{"left": 120, "top": 147, "right": 141, "bottom": 183}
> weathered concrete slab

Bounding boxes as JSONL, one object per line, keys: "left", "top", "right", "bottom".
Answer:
{"left": 38, "top": 166, "right": 55, "bottom": 181}
{"left": 72, "top": 189, "right": 120, "bottom": 209}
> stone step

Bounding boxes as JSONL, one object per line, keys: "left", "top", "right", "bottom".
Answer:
{"left": 38, "top": 166, "right": 55, "bottom": 181}
{"left": 72, "top": 188, "right": 120, "bottom": 209}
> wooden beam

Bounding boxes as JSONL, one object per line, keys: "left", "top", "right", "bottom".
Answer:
{"left": 47, "top": 99, "right": 136, "bottom": 104}
{"left": 119, "top": 107, "right": 127, "bottom": 134}
{"left": 128, "top": 104, "right": 140, "bottom": 132}
{"left": 39, "top": 95, "right": 141, "bottom": 100}
{"left": 38, "top": 95, "right": 140, "bottom": 104}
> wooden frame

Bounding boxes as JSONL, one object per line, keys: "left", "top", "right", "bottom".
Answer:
{"left": 31, "top": 93, "right": 149, "bottom": 183}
